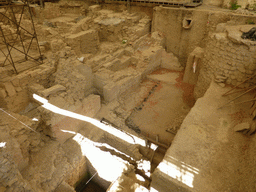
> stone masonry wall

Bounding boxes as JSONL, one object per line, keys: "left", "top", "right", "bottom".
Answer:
{"left": 195, "top": 28, "right": 256, "bottom": 98}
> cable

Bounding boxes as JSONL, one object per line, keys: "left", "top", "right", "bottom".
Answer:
{"left": 0, "top": 108, "right": 37, "bottom": 133}
{"left": 85, "top": 171, "right": 98, "bottom": 185}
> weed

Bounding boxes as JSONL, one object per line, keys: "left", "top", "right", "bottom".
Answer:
{"left": 230, "top": 1, "right": 241, "bottom": 10}
{"left": 246, "top": 19, "right": 255, "bottom": 24}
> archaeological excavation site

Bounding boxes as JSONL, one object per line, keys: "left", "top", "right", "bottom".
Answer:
{"left": 1, "top": 0, "right": 256, "bottom": 191}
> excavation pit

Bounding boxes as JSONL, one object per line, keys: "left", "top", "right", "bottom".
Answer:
{"left": 1, "top": 1, "right": 256, "bottom": 192}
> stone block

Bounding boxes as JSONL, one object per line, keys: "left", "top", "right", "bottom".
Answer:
{"left": 37, "top": 67, "right": 55, "bottom": 79}
{"left": 103, "top": 75, "right": 141, "bottom": 102}
{"left": 55, "top": 181, "right": 75, "bottom": 192}
{"left": 0, "top": 67, "right": 8, "bottom": 79}
{"left": 88, "top": 5, "right": 101, "bottom": 12}
{"left": 3, "top": 82, "right": 16, "bottom": 97}
{"left": 50, "top": 94, "right": 101, "bottom": 143}
{"left": 124, "top": 47, "right": 134, "bottom": 56}
{"left": 17, "top": 73, "right": 30, "bottom": 87}
{"left": 65, "top": 29, "right": 99, "bottom": 54}
{"left": 216, "top": 23, "right": 227, "bottom": 33}
{"left": 93, "top": 69, "right": 112, "bottom": 93}
{"left": 74, "top": 64, "right": 93, "bottom": 91}
{"left": 15, "top": 87, "right": 22, "bottom": 92}
{"left": 28, "top": 83, "right": 44, "bottom": 94}
{"left": 0, "top": 88, "right": 7, "bottom": 98}
{"left": 234, "top": 122, "right": 250, "bottom": 132}
{"left": 113, "top": 49, "right": 125, "bottom": 58}
{"left": 161, "top": 51, "right": 183, "bottom": 71}
{"left": 104, "top": 59, "right": 121, "bottom": 71}
{"left": 11, "top": 78, "right": 20, "bottom": 87}
{"left": 141, "top": 46, "right": 164, "bottom": 76}
{"left": 29, "top": 69, "right": 42, "bottom": 78}
{"left": 97, "top": 18, "right": 125, "bottom": 42}
{"left": 121, "top": 56, "right": 131, "bottom": 68}
{"left": 71, "top": 17, "right": 92, "bottom": 34}
{"left": 41, "top": 84, "right": 66, "bottom": 97}
{"left": 135, "top": 17, "right": 151, "bottom": 38}
{"left": 51, "top": 39, "right": 66, "bottom": 53}
{"left": 105, "top": 57, "right": 131, "bottom": 72}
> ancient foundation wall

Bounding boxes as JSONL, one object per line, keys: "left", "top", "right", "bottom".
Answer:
{"left": 195, "top": 25, "right": 256, "bottom": 98}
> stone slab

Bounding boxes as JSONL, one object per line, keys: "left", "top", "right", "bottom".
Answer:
{"left": 66, "top": 29, "right": 100, "bottom": 54}
{"left": 41, "top": 84, "right": 66, "bottom": 97}
{"left": 3, "top": 82, "right": 16, "bottom": 97}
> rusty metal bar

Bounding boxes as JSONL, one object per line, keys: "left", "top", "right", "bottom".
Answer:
{"left": 0, "top": 47, "right": 11, "bottom": 66}
{"left": 0, "top": 0, "right": 43, "bottom": 73}
{"left": 222, "top": 86, "right": 255, "bottom": 96}
{"left": 222, "top": 73, "right": 256, "bottom": 96}
{"left": 0, "top": 24, "right": 17, "bottom": 73}
{"left": 10, "top": 3, "right": 27, "bottom": 60}
{"left": 5, "top": 42, "right": 42, "bottom": 64}
{"left": 0, "top": 11, "right": 35, "bottom": 37}
{"left": 218, "top": 85, "right": 256, "bottom": 109}
{"left": 25, "top": 0, "right": 42, "bottom": 60}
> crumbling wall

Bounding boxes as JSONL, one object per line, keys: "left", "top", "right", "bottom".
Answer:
{"left": 204, "top": 0, "right": 256, "bottom": 8}
{"left": 195, "top": 25, "right": 256, "bottom": 98}
{"left": 0, "top": 63, "right": 55, "bottom": 112}
{"left": 0, "top": 113, "right": 43, "bottom": 191}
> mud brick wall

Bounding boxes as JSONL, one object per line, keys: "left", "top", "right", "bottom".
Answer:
{"left": 195, "top": 33, "right": 256, "bottom": 98}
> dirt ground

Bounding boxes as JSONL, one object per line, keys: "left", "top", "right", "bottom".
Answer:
{"left": 124, "top": 69, "right": 194, "bottom": 146}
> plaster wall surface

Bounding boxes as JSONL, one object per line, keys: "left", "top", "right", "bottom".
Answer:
{"left": 151, "top": 82, "right": 255, "bottom": 192}
{"left": 152, "top": 6, "right": 256, "bottom": 66}
{"left": 152, "top": 7, "right": 210, "bottom": 66}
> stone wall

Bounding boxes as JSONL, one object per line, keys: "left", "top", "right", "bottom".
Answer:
{"left": 205, "top": 0, "right": 256, "bottom": 8}
{"left": 152, "top": 6, "right": 256, "bottom": 67}
{"left": 195, "top": 25, "right": 256, "bottom": 98}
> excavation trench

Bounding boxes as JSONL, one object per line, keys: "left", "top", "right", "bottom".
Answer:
{"left": 2, "top": 1, "right": 256, "bottom": 192}
{"left": 68, "top": 69, "right": 195, "bottom": 191}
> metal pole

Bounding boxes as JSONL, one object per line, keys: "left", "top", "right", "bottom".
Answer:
{"left": 25, "top": 0, "right": 43, "bottom": 63}
{"left": 218, "top": 85, "right": 256, "bottom": 109}
{"left": 10, "top": 4, "right": 27, "bottom": 60}
{"left": 222, "top": 73, "right": 256, "bottom": 96}
{"left": 0, "top": 25, "right": 18, "bottom": 73}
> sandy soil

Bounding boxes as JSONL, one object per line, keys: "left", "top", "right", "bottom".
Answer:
{"left": 121, "top": 69, "right": 194, "bottom": 146}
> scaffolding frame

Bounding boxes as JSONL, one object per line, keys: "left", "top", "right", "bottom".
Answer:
{"left": 0, "top": 0, "right": 43, "bottom": 74}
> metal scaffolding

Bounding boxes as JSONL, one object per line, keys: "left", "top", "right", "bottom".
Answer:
{"left": 0, "top": 0, "right": 43, "bottom": 74}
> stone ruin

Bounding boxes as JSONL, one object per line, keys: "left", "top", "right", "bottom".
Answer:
{"left": 1, "top": 0, "right": 256, "bottom": 192}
